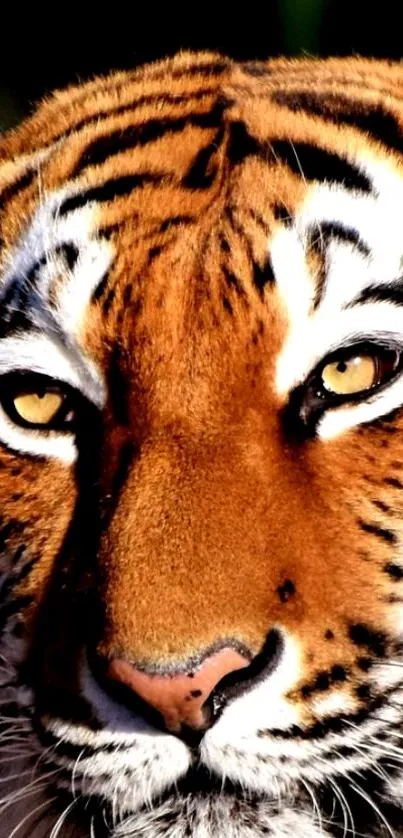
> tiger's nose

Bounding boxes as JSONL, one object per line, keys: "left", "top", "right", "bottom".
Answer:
{"left": 107, "top": 647, "right": 250, "bottom": 732}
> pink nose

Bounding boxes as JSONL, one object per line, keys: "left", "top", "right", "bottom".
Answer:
{"left": 107, "top": 648, "right": 250, "bottom": 732}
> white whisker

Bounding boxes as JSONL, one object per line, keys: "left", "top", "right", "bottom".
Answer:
{"left": 5, "top": 795, "right": 57, "bottom": 838}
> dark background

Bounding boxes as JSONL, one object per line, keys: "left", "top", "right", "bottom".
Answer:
{"left": 0, "top": 0, "right": 402, "bottom": 132}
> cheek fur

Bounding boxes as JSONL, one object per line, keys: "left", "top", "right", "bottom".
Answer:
{"left": 0, "top": 454, "right": 76, "bottom": 599}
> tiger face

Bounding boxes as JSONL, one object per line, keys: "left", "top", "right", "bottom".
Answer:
{"left": 2, "top": 51, "right": 403, "bottom": 838}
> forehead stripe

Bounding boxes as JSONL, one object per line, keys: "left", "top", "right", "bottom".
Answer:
{"left": 308, "top": 221, "right": 371, "bottom": 258}
{"left": 273, "top": 89, "right": 403, "bottom": 157}
{"left": 270, "top": 140, "right": 372, "bottom": 193}
{"left": 349, "top": 281, "right": 403, "bottom": 308}
{"left": 0, "top": 169, "right": 35, "bottom": 212}
{"left": 0, "top": 242, "right": 82, "bottom": 338}
{"left": 215, "top": 121, "right": 372, "bottom": 193}
{"left": 309, "top": 221, "right": 371, "bottom": 310}
{"left": 40, "top": 88, "right": 220, "bottom": 151}
{"left": 72, "top": 100, "right": 227, "bottom": 178}
{"left": 59, "top": 172, "right": 167, "bottom": 217}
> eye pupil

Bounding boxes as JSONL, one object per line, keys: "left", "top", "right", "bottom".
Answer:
{"left": 337, "top": 361, "right": 347, "bottom": 373}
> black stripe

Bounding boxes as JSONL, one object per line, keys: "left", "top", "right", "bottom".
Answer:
{"left": 159, "top": 215, "right": 194, "bottom": 233}
{"left": 384, "top": 476, "right": 403, "bottom": 489}
{"left": 73, "top": 102, "right": 227, "bottom": 177}
{"left": 25, "top": 244, "right": 79, "bottom": 284}
{"left": 98, "top": 214, "right": 194, "bottom": 244}
{"left": 220, "top": 235, "right": 230, "bottom": 253}
{"left": 385, "top": 593, "right": 403, "bottom": 603}
{"left": 228, "top": 120, "right": 262, "bottom": 165}
{"left": 384, "top": 562, "right": 403, "bottom": 579}
{"left": 308, "top": 222, "right": 371, "bottom": 310}
{"left": 0, "top": 169, "right": 35, "bottom": 211}
{"left": 253, "top": 258, "right": 275, "bottom": 292}
{"left": 226, "top": 124, "right": 371, "bottom": 193}
{"left": 222, "top": 295, "right": 233, "bottom": 315}
{"left": 111, "top": 442, "right": 136, "bottom": 499}
{"left": 358, "top": 519, "right": 397, "bottom": 544}
{"left": 243, "top": 62, "right": 273, "bottom": 78}
{"left": 59, "top": 172, "right": 166, "bottom": 217}
{"left": 349, "top": 622, "right": 387, "bottom": 657}
{"left": 102, "top": 288, "right": 115, "bottom": 315}
{"left": 270, "top": 139, "right": 372, "bottom": 193}
{"left": 164, "top": 59, "right": 229, "bottom": 80}
{"left": 273, "top": 89, "right": 403, "bottom": 157}
{"left": 222, "top": 266, "right": 244, "bottom": 296}
{"left": 183, "top": 126, "right": 224, "bottom": 190}
{"left": 259, "top": 695, "right": 386, "bottom": 740}
{"left": 1, "top": 242, "right": 81, "bottom": 315}
{"left": 224, "top": 204, "right": 274, "bottom": 293}
{"left": 91, "top": 273, "right": 110, "bottom": 303}
{"left": 48, "top": 88, "right": 219, "bottom": 148}
{"left": 59, "top": 243, "right": 80, "bottom": 271}
{"left": 372, "top": 499, "right": 391, "bottom": 513}
{"left": 273, "top": 203, "right": 293, "bottom": 224}
{"left": 309, "top": 221, "right": 370, "bottom": 258}
{"left": 248, "top": 209, "right": 271, "bottom": 236}
{"left": 30, "top": 59, "right": 229, "bottom": 152}
{"left": 349, "top": 280, "right": 403, "bottom": 308}
{"left": 224, "top": 205, "right": 257, "bottom": 282}
{"left": 146, "top": 243, "right": 166, "bottom": 267}
{"left": 120, "top": 58, "right": 229, "bottom": 87}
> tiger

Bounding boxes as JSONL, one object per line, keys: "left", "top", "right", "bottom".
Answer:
{"left": 3, "top": 48, "right": 403, "bottom": 838}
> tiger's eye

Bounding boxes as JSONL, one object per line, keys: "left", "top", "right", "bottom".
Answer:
{"left": 321, "top": 355, "right": 379, "bottom": 396}
{"left": 13, "top": 391, "right": 64, "bottom": 425}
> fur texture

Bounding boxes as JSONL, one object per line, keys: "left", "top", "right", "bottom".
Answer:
{"left": 1, "top": 51, "right": 403, "bottom": 836}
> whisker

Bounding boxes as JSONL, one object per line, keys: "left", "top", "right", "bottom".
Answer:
{"left": 299, "top": 776, "right": 323, "bottom": 834}
{"left": 49, "top": 798, "right": 78, "bottom": 838}
{"left": 349, "top": 778, "right": 396, "bottom": 838}
{"left": 6, "top": 795, "right": 57, "bottom": 838}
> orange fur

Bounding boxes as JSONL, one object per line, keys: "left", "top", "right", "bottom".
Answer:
{"left": 2, "top": 50, "right": 403, "bottom": 758}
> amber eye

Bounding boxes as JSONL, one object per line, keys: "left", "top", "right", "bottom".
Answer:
{"left": 291, "top": 345, "right": 403, "bottom": 436}
{"left": 0, "top": 374, "right": 76, "bottom": 430}
{"left": 13, "top": 390, "right": 65, "bottom": 425}
{"left": 321, "top": 355, "right": 380, "bottom": 395}
{"left": 320, "top": 349, "right": 400, "bottom": 398}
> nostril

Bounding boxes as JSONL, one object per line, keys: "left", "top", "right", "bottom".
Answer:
{"left": 107, "top": 647, "right": 250, "bottom": 733}
{"left": 207, "top": 629, "right": 283, "bottom": 710}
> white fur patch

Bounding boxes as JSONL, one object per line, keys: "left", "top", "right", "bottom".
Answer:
{"left": 111, "top": 796, "right": 327, "bottom": 838}
{"left": 1, "top": 183, "right": 114, "bottom": 335}
{"left": 274, "top": 153, "right": 403, "bottom": 439}
{"left": 0, "top": 186, "right": 112, "bottom": 461}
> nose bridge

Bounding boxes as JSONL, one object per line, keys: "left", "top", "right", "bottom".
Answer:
{"left": 99, "top": 425, "right": 307, "bottom": 665}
